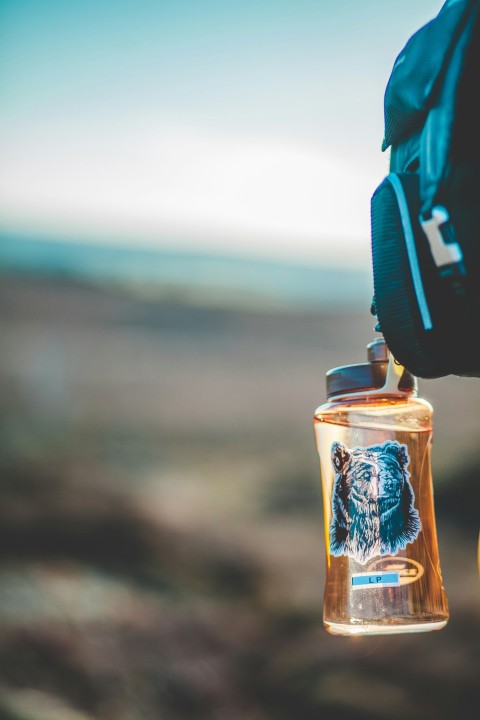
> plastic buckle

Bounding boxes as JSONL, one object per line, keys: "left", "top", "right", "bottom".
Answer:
{"left": 420, "top": 206, "right": 466, "bottom": 294}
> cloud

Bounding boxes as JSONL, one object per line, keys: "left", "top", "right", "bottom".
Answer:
{"left": 0, "top": 119, "right": 382, "bottom": 264}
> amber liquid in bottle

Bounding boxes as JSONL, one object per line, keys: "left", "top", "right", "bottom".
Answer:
{"left": 314, "top": 394, "right": 449, "bottom": 636}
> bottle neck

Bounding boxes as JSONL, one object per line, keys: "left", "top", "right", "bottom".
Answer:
{"left": 327, "top": 387, "right": 416, "bottom": 402}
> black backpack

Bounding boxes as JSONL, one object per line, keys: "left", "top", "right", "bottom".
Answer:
{"left": 370, "top": 0, "right": 480, "bottom": 379}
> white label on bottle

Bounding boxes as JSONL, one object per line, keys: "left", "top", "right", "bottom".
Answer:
{"left": 351, "top": 571, "right": 400, "bottom": 589}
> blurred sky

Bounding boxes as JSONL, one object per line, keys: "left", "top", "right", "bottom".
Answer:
{"left": 0, "top": 0, "right": 443, "bottom": 267}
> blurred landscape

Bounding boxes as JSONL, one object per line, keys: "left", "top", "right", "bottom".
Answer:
{"left": 0, "top": 241, "right": 479, "bottom": 720}
{"left": 3, "top": 1, "right": 477, "bottom": 716}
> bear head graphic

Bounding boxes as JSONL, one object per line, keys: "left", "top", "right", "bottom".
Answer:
{"left": 329, "top": 440, "right": 421, "bottom": 564}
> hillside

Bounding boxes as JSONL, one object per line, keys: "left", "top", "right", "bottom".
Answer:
{"left": 0, "top": 271, "right": 479, "bottom": 720}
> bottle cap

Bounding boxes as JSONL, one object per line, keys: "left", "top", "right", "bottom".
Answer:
{"left": 326, "top": 337, "right": 417, "bottom": 399}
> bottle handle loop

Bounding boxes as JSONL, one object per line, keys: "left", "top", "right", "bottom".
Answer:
{"left": 329, "top": 351, "right": 409, "bottom": 401}
{"left": 368, "top": 351, "right": 405, "bottom": 395}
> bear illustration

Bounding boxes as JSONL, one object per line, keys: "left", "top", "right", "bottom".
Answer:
{"left": 329, "top": 440, "right": 421, "bottom": 564}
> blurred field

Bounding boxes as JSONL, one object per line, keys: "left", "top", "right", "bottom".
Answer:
{"left": 0, "top": 272, "right": 479, "bottom": 720}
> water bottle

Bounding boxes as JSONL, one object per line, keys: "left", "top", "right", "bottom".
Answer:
{"left": 314, "top": 336, "right": 449, "bottom": 636}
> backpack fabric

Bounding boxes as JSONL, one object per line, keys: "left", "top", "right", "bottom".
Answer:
{"left": 370, "top": 0, "right": 480, "bottom": 378}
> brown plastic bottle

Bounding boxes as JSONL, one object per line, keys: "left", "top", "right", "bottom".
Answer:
{"left": 314, "top": 337, "right": 449, "bottom": 636}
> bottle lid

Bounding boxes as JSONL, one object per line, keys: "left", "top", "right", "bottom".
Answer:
{"left": 326, "top": 337, "right": 416, "bottom": 399}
